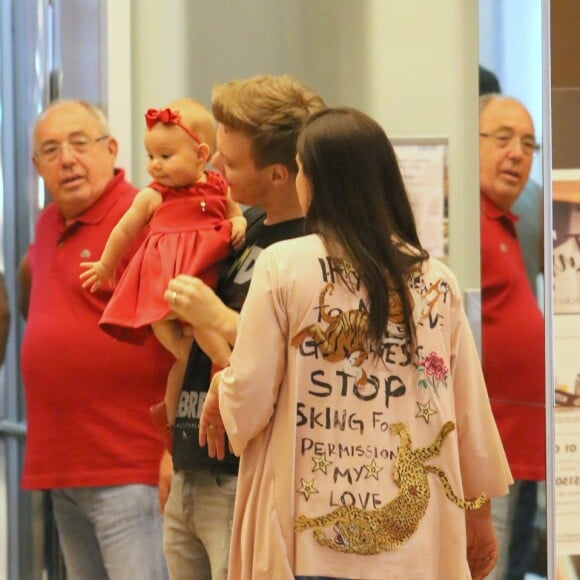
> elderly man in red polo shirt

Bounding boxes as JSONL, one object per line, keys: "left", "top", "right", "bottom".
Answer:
{"left": 478, "top": 94, "right": 545, "bottom": 580}
{"left": 19, "top": 100, "right": 173, "bottom": 580}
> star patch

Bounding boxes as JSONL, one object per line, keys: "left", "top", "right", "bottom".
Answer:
{"left": 416, "top": 400, "right": 437, "bottom": 423}
{"left": 363, "top": 458, "right": 383, "bottom": 480}
{"left": 297, "top": 478, "right": 319, "bottom": 501}
{"left": 312, "top": 453, "right": 332, "bottom": 475}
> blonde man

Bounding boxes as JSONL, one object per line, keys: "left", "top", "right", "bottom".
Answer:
{"left": 160, "top": 75, "right": 325, "bottom": 580}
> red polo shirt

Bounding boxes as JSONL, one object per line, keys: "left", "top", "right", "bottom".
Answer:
{"left": 480, "top": 193, "right": 546, "bottom": 480}
{"left": 21, "top": 170, "right": 173, "bottom": 489}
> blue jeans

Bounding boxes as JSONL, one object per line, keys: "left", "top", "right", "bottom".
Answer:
{"left": 488, "top": 480, "right": 538, "bottom": 580}
{"left": 51, "top": 484, "right": 167, "bottom": 580}
{"left": 163, "top": 469, "right": 237, "bottom": 580}
{"left": 506, "top": 480, "right": 538, "bottom": 580}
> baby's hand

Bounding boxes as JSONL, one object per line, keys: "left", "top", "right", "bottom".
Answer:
{"left": 79, "top": 261, "right": 114, "bottom": 293}
{"left": 230, "top": 215, "right": 247, "bottom": 250}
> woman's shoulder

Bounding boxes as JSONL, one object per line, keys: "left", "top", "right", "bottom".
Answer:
{"left": 262, "top": 233, "right": 323, "bottom": 258}
{"left": 411, "top": 255, "right": 462, "bottom": 299}
{"left": 256, "top": 235, "right": 325, "bottom": 280}
{"left": 422, "top": 256, "right": 456, "bottom": 280}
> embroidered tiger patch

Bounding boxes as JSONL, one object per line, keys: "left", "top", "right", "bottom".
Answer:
{"left": 292, "top": 282, "right": 369, "bottom": 386}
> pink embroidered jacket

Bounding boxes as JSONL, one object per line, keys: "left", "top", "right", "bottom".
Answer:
{"left": 219, "top": 234, "right": 512, "bottom": 580}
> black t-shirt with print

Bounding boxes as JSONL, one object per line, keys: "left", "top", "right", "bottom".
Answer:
{"left": 172, "top": 207, "right": 305, "bottom": 473}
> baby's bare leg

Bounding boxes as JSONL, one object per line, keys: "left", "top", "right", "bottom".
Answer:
{"left": 152, "top": 320, "right": 194, "bottom": 426}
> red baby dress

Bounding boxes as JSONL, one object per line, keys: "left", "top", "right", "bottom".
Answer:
{"left": 100, "top": 170, "right": 232, "bottom": 343}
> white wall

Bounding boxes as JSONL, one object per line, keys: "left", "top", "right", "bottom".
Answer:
{"left": 479, "top": 0, "right": 544, "bottom": 184}
{"left": 107, "top": 0, "right": 480, "bottom": 290}
{"left": 106, "top": 1, "right": 132, "bottom": 177}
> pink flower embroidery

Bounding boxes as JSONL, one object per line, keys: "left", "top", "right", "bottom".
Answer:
{"left": 417, "top": 351, "right": 449, "bottom": 396}
{"left": 423, "top": 352, "right": 448, "bottom": 382}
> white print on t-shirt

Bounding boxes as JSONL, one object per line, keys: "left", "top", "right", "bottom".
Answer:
{"left": 231, "top": 245, "right": 263, "bottom": 286}
{"left": 176, "top": 390, "right": 207, "bottom": 420}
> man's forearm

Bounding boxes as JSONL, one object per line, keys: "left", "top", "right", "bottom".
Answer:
{"left": 213, "top": 303, "right": 239, "bottom": 347}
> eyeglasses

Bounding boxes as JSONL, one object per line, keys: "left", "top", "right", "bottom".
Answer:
{"left": 35, "top": 134, "right": 110, "bottom": 163}
{"left": 479, "top": 131, "right": 540, "bottom": 156}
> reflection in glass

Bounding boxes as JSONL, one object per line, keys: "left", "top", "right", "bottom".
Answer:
{"left": 479, "top": 2, "right": 547, "bottom": 579}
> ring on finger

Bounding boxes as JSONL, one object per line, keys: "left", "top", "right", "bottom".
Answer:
{"left": 170, "top": 290, "right": 178, "bottom": 305}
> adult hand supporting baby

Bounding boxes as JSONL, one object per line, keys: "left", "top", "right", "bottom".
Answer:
{"left": 165, "top": 275, "right": 239, "bottom": 346}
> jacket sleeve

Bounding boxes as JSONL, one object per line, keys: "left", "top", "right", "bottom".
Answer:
{"left": 446, "top": 267, "right": 513, "bottom": 499}
{"left": 219, "top": 245, "right": 288, "bottom": 456}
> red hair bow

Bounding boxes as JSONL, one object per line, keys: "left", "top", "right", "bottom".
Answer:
{"left": 145, "top": 108, "right": 181, "bottom": 129}
{"left": 144, "top": 108, "right": 201, "bottom": 143}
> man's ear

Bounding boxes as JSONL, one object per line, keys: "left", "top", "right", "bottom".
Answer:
{"left": 106, "top": 136, "right": 119, "bottom": 159}
{"left": 270, "top": 164, "right": 289, "bottom": 186}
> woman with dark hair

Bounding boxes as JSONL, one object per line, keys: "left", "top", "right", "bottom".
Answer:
{"left": 200, "top": 107, "right": 512, "bottom": 580}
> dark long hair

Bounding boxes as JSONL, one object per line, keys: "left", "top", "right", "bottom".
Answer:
{"left": 297, "top": 107, "right": 429, "bottom": 352}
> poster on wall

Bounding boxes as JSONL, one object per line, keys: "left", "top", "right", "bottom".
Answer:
{"left": 554, "top": 365, "right": 580, "bottom": 556}
{"left": 553, "top": 171, "right": 580, "bottom": 557}
{"left": 392, "top": 138, "right": 448, "bottom": 260}
{"left": 553, "top": 178, "right": 580, "bottom": 315}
